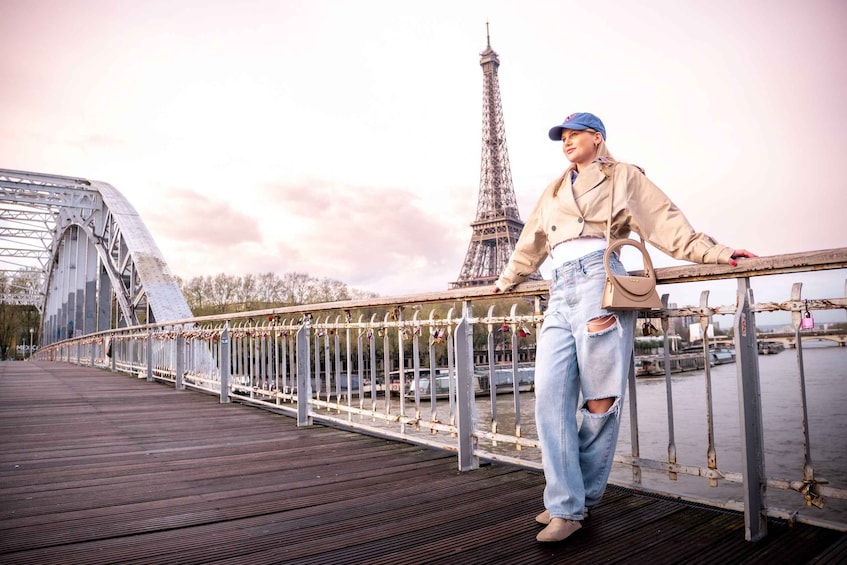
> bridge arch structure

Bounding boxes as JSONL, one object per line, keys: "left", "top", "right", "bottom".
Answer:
{"left": 0, "top": 169, "right": 192, "bottom": 346}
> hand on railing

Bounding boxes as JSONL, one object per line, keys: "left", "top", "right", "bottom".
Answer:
{"left": 729, "top": 249, "right": 757, "bottom": 267}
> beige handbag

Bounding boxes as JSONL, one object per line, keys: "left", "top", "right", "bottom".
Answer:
{"left": 601, "top": 174, "right": 663, "bottom": 311}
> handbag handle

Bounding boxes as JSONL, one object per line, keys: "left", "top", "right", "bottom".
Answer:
{"left": 604, "top": 238, "right": 656, "bottom": 280}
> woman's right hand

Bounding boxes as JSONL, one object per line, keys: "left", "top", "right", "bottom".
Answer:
{"left": 728, "top": 249, "right": 757, "bottom": 267}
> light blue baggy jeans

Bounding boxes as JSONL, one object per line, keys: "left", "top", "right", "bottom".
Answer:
{"left": 535, "top": 249, "right": 636, "bottom": 521}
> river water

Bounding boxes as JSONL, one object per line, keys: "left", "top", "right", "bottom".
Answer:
{"left": 611, "top": 343, "right": 847, "bottom": 526}
{"left": 350, "top": 343, "right": 847, "bottom": 527}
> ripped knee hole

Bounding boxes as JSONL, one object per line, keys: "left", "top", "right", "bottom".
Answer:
{"left": 585, "top": 397, "right": 616, "bottom": 414}
{"left": 587, "top": 314, "right": 617, "bottom": 333}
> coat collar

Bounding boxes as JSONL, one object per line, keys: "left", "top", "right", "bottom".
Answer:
{"left": 571, "top": 161, "right": 609, "bottom": 198}
{"left": 549, "top": 160, "right": 611, "bottom": 220}
{"left": 553, "top": 160, "right": 611, "bottom": 195}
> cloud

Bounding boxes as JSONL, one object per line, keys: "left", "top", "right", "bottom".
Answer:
{"left": 144, "top": 187, "right": 262, "bottom": 246}
{"left": 254, "top": 178, "right": 471, "bottom": 293}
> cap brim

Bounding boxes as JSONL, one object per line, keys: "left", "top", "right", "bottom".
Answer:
{"left": 548, "top": 126, "right": 564, "bottom": 141}
{"left": 548, "top": 123, "right": 590, "bottom": 141}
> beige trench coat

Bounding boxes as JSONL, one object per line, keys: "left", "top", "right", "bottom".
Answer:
{"left": 496, "top": 159, "right": 734, "bottom": 291}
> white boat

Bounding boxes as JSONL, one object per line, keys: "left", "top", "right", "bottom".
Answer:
{"left": 709, "top": 347, "right": 736, "bottom": 365}
{"left": 405, "top": 364, "right": 535, "bottom": 400}
{"left": 406, "top": 373, "right": 465, "bottom": 400}
{"left": 389, "top": 368, "right": 442, "bottom": 396}
{"left": 475, "top": 363, "right": 535, "bottom": 395}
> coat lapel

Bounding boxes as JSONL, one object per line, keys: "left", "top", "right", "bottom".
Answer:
{"left": 572, "top": 163, "right": 608, "bottom": 201}
{"left": 557, "top": 162, "right": 608, "bottom": 217}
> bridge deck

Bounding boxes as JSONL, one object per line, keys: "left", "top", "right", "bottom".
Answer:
{"left": 1, "top": 362, "right": 845, "bottom": 564}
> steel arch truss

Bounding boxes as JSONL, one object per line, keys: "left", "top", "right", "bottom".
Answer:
{"left": 0, "top": 169, "right": 192, "bottom": 345}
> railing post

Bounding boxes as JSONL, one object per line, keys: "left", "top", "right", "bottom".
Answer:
{"left": 455, "top": 304, "right": 478, "bottom": 471}
{"left": 220, "top": 323, "right": 230, "bottom": 404}
{"left": 660, "top": 294, "right": 678, "bottom": 481}
{"left": 146, "top": 330, "right": 154, "bottom": 382}
{"left": 626, "top": 351, "right": 640, "bottom": 484}
{"left": 790, "top": 283, "right": 822, "bottom": 508}
{"left": 175, "top": 330, "right": 185, "bottom": 391}
{"left": 734, "top": 277, "right": 767, "bottom": 541}
{"left": 296, "top": 323, "right": 312, "bottom": 426}
{"left": 699, "top": 291, "right": 719, "bottom": 487}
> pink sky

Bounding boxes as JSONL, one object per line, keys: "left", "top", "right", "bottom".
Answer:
{"left": 1, "top": 0, "right": 845, "bottom": 319}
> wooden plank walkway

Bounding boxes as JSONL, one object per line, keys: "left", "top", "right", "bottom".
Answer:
{"left": 1, "top": 362, "right": 844, "bottom": 565}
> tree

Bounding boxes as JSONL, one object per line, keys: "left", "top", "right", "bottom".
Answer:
{"left": 208, "top": 273, "right": 240, "bottom": 314}
{"left": 0, "top": 272, "right": 40, "bottom": 359}
{"left": 179, "top": 276, "right": 207, "bottom": 313}
{"left": 281, "top": 272, "right": 315, "bottom": 305}
{"left": 237, "top": 274, "right": 257, "bottom": 310}
{"left": 177, "top": 270, "right": 379, "bottom": 316}
{"left": 256, "top": 272, "right": 284, "bottom": 305}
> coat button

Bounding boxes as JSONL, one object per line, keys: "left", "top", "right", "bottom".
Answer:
{"left": 551, "top": 225, "right": 557, "bottom": 231}
{"left": 577, "top": 217, "right": 584, "bottom": 223}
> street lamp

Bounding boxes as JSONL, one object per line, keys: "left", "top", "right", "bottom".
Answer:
{"left": 29, "top": 328, "right": 33, "bottom": 359}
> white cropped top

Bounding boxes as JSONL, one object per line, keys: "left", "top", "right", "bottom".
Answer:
{"left": 548, "top": 237, "right": 606, "bottom": 269}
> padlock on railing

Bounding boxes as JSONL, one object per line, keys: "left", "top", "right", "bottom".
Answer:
{"left": 801, "top": 310, "right": 815, "bottom": 330}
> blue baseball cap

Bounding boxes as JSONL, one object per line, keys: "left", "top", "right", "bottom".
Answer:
{"left": 548, "top": 112, "right": 606, "bottom": 141}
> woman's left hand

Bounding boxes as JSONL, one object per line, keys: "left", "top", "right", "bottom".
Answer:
{"left": 729, "top": 249, "right": 757, "bottom": 267}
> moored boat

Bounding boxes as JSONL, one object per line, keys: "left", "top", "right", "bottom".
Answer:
{"left": 474, "top": 363, "right": 535, "bottom": 395}
{"left": 405, "top": 363, "right": 535, "bottom": 399}
{"left": 635, "top": 353, "right": 707, "bottom": 376}
{"left": 758, "top": 341, "right": 785, "bottom": 355}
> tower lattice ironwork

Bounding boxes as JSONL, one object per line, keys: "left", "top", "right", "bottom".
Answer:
{"left": 451, "top": 28, "right": 541, "bottom": 289}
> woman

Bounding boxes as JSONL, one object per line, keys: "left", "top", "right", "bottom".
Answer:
{"left": 494, "top": 112, "right": 755, "bottom": 543}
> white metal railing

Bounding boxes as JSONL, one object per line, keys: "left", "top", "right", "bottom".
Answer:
{"left": 33, "top": 248, "right": 847, "bottom": 541}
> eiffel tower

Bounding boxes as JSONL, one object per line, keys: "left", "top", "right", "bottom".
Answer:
{"left": 451, "top": 26, "right": 541, "bottom": 289}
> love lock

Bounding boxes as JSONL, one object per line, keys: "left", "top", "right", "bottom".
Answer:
{"left": 800, "top": 481, "right": 825, "bottom": 508}
{"left": 641, "top": 320, "right": 659, "bottom": 336}
{"left": 801, "top": 310, "right": 815, "bottom": 330}
{"left": 430, "top": 328, "right": 446, "bottom": 345}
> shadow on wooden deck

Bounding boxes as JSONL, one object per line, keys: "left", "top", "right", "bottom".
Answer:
{"left": 1, "top": 362, "right": 844, "bottom": 564}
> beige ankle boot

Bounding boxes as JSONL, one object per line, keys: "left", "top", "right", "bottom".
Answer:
{"left": 536, "top": 518, "right": 582, "bottom": 543}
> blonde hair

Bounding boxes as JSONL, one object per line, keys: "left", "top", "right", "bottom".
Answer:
{"left": 593, "top": 136, "right": 617, "bottom": 178}
{"left": 594, "top": 136, "right": 615, "bottom": 162}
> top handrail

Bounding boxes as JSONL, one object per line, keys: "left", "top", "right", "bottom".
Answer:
{"left": 68, "top": 247, "right": 847, "bottom": 336}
